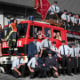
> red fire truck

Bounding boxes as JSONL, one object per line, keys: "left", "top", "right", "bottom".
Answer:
{"left": 0, "top": 20, "right": 80, "bottom": 73}
{"left": 2, "top": 20, "right": 67, "bottom": 55}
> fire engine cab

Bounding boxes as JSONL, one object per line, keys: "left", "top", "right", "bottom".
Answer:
{"left": 3, "top": 20, "right": 67, "bottom": 55}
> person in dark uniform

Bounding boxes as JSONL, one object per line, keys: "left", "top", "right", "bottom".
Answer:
{"left": 45, "top": 51, "right": 59, "bottom": 78}
{"left": 58, "top": 40, "right": 72, "bottom": 75}
{"left": 5, "top": 19, "right": 18, "bottom": 55}
{"left": 0, "top": 24, "right": 4, "bottom": 56}
{"left": 28, "top": 36, "right": 41, "bottom": 60}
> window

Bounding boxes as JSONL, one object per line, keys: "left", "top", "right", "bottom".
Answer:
{"left": 44, "top": 28, "right": 51, "bottom": 38}
{"left": 17, "top": 23, "right": 28, "bottom": 37}
{"left": 53, "top": 30, "right": 62, "bottom": 41}
{"left": 29, "top": 25, "right": 42, "bottom": 38}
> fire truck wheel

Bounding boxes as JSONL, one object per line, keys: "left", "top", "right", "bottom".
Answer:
{"left": 0, "top": 67, "right": 5, "bottom": 73}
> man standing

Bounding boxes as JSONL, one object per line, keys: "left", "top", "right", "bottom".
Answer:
{"left": 71, "top": 14, "right": 76, "bottom": 31}
{"left": 61, "top": 10, "right": 68, "bottom": 29}
{"left": 70, "top": 44, "right": 78, "bottom": 74}
{"left": 28, "top": 36, "right": 41, "bottom": 60}
{"left": 48, "top": 1, "right": 60, "bottom": 19}
{"left": 67, "top": 12, "right": 72, "bottom": 30}
{"left": 5, "top": 19, "right": 18, "bottom": 55}
{"left": 58, "top": 40, "right": 72, "bottom": 75}
{"left": 39, "top": 34, "right": 52, "bottom": 57}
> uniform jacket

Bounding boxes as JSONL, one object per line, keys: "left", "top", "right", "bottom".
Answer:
{"left": 28, "top": 42, "right": 37, "bottom": 58}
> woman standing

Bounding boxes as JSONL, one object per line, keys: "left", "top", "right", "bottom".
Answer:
{"left": 0, "top": 24, "right": 3, "bottom": 56}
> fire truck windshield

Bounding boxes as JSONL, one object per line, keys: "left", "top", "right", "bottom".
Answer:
{"left": 17, "top": 23, "right": 28, "bottom": 38}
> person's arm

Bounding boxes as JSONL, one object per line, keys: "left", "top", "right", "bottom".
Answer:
{"left": 67, "top": 45, "right": 71, "bottom": 57}
{"left": 53, "top": 66, "right": 58, "bottom": 71}
{"left": 79, "top": 19, "right": 80, "bottom": 25}
{"left": 39, "top": 49, "right": 43, "bottom": 57}
{"left": 28, "top": 66, "right": 34, "bottom": 72}
{"left": 49, "top": 41, "right": 52, "bottom": 48}
{"left": 53, "top": 57, "right": 58, "bottom": 71}
{"left": 56, "top": 48, "right": 62, "bottom": 58}
{"left": 48, "top": 6, "right": 51, "bottom": 12}
{"left": 56, "top": 6, "right": 60, "bottom": 13}
{"left": 27, "top": 58, "right": 34, "bottom": 72}
{"left": 12, "top": 59, "right": 22, "bottom": 76}
{"left": 18, "top": 58, "right": 25, "bottom": 68}
{"left": 45, "top": 58, "right": 49, "bottom": 68}
{"left": 13, "top": 67, "right": 21, "bottom": 76}
{"left": 71, "top": 17, "right": 75, "bottom": 26}
{"left": 39, "top": 41, "right": 44, "bottom": 57}
{"left": 61, "top": 14, "right": 66, "bottom": 21}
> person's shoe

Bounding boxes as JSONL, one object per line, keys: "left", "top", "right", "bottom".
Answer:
{"left": 67, "top": 73, "right": 73, "bottom": 76}
{"left": 30, "top": 74, "right": 35, "bottom": 79}
{"left": 63, "top": 71, "right": 66, "bottom": 75}
{"left": 30, "top": 76, "right": 35, "bottom": 79}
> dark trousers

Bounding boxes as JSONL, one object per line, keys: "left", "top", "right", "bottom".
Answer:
{"left": 71, "top": 57, "right": 77, "bottom": 73}
{"left": 61, "top": 56, "right": 72, "bottom": 74}
{"left": 12, "top": 65, "right": 25, "bottom": 78}
{"left": 62, "top": 21, "right": 68, "bottom": 29}
{"left": 77, "top": 57, "right": 80, "bottom": 73}
{"left": 46, "top": 67, "right": 58, "bottom": 77}
{"left": 8, "top": 32, "right": 18, "bottom": 55}
{"left": 12, "top": 70, "right": 20, "bottom": 78}
{"left": 19, "top": 65, "right": 26, "bottom": 77}
{"left": 30, "top": 67, "right": 47, "bottom": 78}
{"left": 30, "top": 67, "right": 40, "bottom": 78}
{"left": 78, "top": 57, "right": 80, "bottom": 68}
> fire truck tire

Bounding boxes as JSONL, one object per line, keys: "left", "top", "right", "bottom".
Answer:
{"left": 2, "top": 64, "right": 11, "bottom": 74}
{"left": 0, "top": 66, "right": 5, "bottom": 73}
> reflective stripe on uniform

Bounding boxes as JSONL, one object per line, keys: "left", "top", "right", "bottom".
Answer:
{"left": 5, "top": 30, "right": 13, "bottom": 41}
{"left": 9, "top": 48, "right": 13, "bottom": 50}
{"left": 14, "top": 48, "right": 18, "bottom": 51}
{"left": 12, "top": 39, "right": 16, "bottom": 42}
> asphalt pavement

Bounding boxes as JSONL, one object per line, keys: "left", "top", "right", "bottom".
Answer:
{"left": 0, "top": 73, "right": 80, "bottom": 80}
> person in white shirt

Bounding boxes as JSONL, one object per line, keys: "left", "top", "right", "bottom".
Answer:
{"left": 61, "top": 10, "right": 68, "bottom": 29}
{"left": 71, "top": 14, "right": 76, "bottom": 26}
{"left": 51, "top": 41, "right": 61, "bottom": 58}
{"left": 27, "top": 53, "right": 46, "bottom": 78}
{"left": 70, "top": 44, "right": 78, "bottom": 74}
{"left": 58, "top": 40, "right": 72, "bottom": 75}
{"left": 67, "top": 12, "right": 72, "bottom": 30}
{"left": 27, "top": 53, "right": 39, "bottom": 78}
{"left": 39, "top": 34, "right": 52, "bottom": 57}
{"left": 11, "top": 56, "right": 25, "bottom": 78}
{"left": 48, "top": 1, "right": 60, "bottom": 19}
{"left": 77, "top": 43, "right": 80, "bottom": 73}
{"left": 75, "top": 15, "right": 80, "bottom": 31}
{"left": 75, "top": 15, "right": 79, "bottom": 25}
{"left": 71, "top": 14, "right": 77, "bottom": 31}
